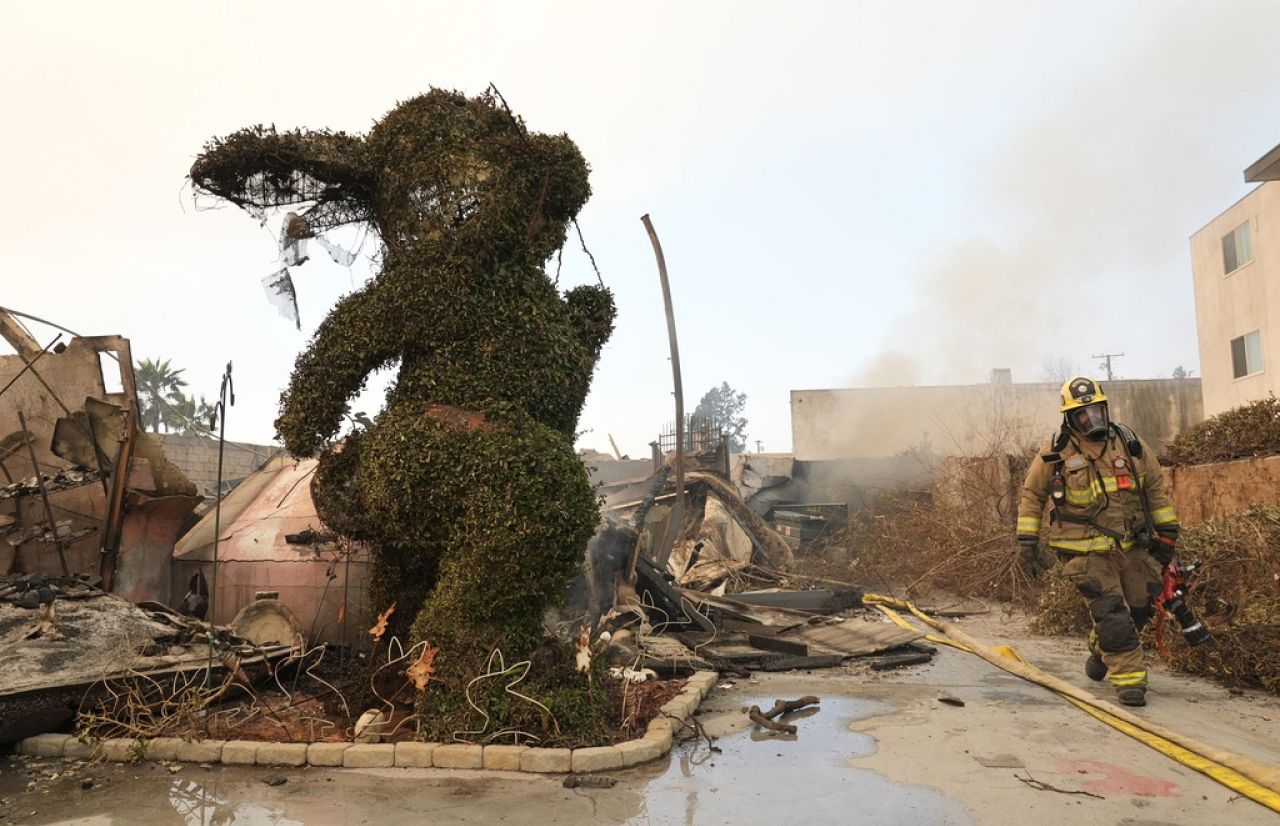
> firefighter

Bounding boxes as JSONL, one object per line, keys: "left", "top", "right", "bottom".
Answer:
{"left": 1016, "top": 376, "right": 1179, "bottom": 707}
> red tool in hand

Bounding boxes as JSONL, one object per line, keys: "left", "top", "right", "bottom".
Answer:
{"left": 1153, "top": 555, "right": 1213, "bottom": 656}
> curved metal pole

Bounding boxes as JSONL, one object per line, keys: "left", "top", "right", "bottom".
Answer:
{"left": 641, "top": 214, "right": 684, "bottom": 572}
{"left": 206, "top": 362, "right": 234, "bottom": 690}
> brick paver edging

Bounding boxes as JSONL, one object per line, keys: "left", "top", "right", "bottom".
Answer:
{"left": 16, "top": 671, "right": 719, "bottom": 774}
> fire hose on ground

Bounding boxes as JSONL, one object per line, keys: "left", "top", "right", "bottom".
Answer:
{"left": 863, "top": 594, "right": 1280, "bottom": 813}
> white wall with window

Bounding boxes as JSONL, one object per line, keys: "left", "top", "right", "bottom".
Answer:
{"left": 1223, "top": 220, "right": 1253, "bottom": 274}
{"left": 1190, "top": 181, "right": 1277, "bottom": 416}
{"left": 1231, "top": 329, "right": 1264, "bottom": 379}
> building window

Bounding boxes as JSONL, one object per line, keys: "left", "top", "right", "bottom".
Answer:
{"left": 1231, "top": 329, "right": 1263, "bottom": 378}
{"left": 1223, "top": 221, "right": 1253, "bottom": 274}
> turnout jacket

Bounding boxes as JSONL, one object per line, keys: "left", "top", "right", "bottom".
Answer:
{"left": 1017, "top": 425, "right": 1178, "bottom": 554}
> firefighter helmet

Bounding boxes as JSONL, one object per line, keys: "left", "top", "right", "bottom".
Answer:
{"left": 1060, "top": 376, "right": 1110, "bottom": 438}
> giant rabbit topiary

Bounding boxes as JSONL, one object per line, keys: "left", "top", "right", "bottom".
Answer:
{"left": 191, "top": 89, "right": 615, "bottom": 741}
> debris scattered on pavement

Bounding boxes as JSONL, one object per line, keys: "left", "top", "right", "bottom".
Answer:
{"left": 868, "top": 651, "right": 935, "bottom": 671}
{"left": 747, "top": 695, "right": 820, "bottom": 736}
{"left": 748, "top": 706, "right": 796, "bottom": 735}
{"left": 1, "top": 588, "right": 298, "bottom": 744}
{"left": 760, "top": 696, "right": 821, "bottom": 718}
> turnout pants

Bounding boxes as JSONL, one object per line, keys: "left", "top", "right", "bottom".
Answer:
{"left": 1058, "top": 549, "right": 1163, "bottom": 691}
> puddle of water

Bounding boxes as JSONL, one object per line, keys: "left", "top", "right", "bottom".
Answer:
{"left": 627, "top": 695, "right": 973, "bottom": 826}
{"left": 167, "top": 777, "right": 304, "bottom": 826}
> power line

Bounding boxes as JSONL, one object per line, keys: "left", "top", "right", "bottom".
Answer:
{"left": 1092, "top": 351, "right": 1125, "bottom": 381}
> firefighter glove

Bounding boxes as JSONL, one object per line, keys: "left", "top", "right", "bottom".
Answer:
{"left": 1018, "top": 536, "right": 1049, "bottom": 578}
{"left": 1150, "top": 526, "right": 1178, "bottom": 566}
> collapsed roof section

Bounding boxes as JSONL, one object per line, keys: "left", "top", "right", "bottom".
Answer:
{"left": 0, "top": 311, "right": 200, "bottom": 604}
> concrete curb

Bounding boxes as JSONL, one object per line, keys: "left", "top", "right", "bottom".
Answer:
{"left": 16, "top": 670, "right": 718, "bottom": 774}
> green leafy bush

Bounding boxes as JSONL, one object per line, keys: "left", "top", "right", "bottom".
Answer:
{"left": 193, "top": 89, "right": 616, "bottom": 741}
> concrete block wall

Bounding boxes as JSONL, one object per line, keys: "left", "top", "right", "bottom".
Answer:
{"left": 164, "top": 435, "right": 647, "bottom": 499}
{"left": 158, "top": 434, "right": 279, "bottom": 499}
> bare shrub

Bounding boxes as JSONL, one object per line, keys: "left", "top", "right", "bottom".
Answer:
{"left": 825, "top": 435, "right": 1042, "bottom": 604}
{"left": 1158, "top": 506, "right": 1280, "bottom": 692}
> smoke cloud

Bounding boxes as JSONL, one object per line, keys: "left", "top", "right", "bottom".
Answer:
{"left": 856, "top": 4, "right": 1279, "bottom": 387}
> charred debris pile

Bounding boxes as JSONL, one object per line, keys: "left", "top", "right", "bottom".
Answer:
{"left": 1, "top": 577, "right": 299, "bottom": 744}
{"left": 582, "top": 438, "right": 937, "bottom": 683}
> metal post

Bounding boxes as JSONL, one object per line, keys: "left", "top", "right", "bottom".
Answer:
{"left": 341, "top": 547, "right": 351, "bottom": 669}
{"left": 206, "top": 363, "right": 234, "bottom": 686}
{"left": 18, "top": 411, "right": 70, "bottom": 576}
{"left": 641, "top": 214, "right": 684, "bottom": 572}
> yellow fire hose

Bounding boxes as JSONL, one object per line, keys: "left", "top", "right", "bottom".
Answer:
{"left": 864, "top": 594, "right": 1280, "bottom": 813}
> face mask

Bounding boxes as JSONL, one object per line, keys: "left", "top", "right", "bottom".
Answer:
{"left": 1070, "top": 403, "right": 1109, "bottom": 438}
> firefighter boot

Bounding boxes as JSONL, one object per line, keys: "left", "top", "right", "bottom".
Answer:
{"left": 1085, "top": 652, "right": 1107, "bottom": 682}
{"left": 1084, "top": 631, "right": 1107, "bottom": 681}
{"left": 1117, "top": 685, "right": 1147, "bottom": 707}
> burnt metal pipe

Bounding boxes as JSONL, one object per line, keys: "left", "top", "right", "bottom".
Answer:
{"left": 641, "top": 214, "right": 684, "bottom": 574}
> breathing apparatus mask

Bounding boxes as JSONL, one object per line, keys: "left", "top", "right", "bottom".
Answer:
{"left": 1067, "top": 402, "right": 1110, "bottom": 440}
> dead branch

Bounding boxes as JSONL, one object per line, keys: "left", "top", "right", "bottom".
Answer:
{"left": 1015, "top": 771, "right": 1104, "bottom": 799}
{"left": 677, "top": 711, "right": 717, "bottom": 751}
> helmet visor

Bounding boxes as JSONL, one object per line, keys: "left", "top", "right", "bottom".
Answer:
{"left": 1069, "top": 403, "right": 1109, "bottom": 438}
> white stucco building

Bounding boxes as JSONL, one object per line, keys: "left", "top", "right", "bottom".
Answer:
{"left": 1190, "top": 144, "right": 1280, "bottom": 415}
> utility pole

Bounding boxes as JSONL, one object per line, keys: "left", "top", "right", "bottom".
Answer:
{"left": 755, "top": 440, "right": 763, "bottom": 454}
{"left": 1092, "top": 351, "right": 1125, "bottom": 381}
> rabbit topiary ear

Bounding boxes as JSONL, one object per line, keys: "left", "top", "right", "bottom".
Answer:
{"left": 190, "top": 126, "right": 373, "bottom": 233}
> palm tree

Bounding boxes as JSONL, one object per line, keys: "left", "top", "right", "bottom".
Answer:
{"left": 134, "top": 358, "right": 189, "bottom": 433}
{"left": 170, "top": 392, "right": 218, "bottom": 435}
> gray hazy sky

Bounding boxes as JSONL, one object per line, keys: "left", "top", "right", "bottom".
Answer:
{"left": 3, "top": 1, "right": 1279, "bottom": 454}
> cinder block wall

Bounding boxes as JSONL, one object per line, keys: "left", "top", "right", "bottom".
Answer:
{"left": 158, "top": 434, "right": 279, "bottom": 499}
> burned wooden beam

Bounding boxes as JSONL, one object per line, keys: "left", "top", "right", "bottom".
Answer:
{"left": 761, "top": 695, "right": 820, "bottom": 719}
{"left": 747, "top": 634, "right": 809, "bottom": 657}
{"left": 868, "top": 651, "right": 935, "bottom": 671}
{"left": 756, "top": 654, "right": 842, "bottom": 671}
{"left": 0, "top": 310, "right": 42, "bottom": 362}
{"left": 733, "top": 589, "right": 862, "bottom": 613}
{"left": 749, "top": 705, "right": 797, "bottom": 734}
